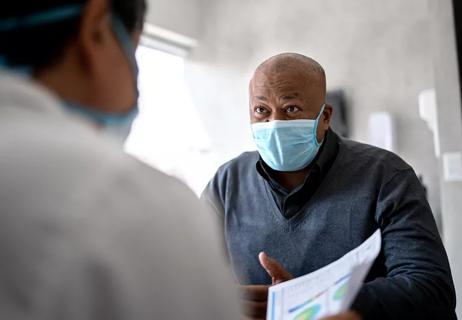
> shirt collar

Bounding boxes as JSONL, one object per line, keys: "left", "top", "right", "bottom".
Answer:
{"left": 316, "top": 129, "right": 340, "bottom": 177}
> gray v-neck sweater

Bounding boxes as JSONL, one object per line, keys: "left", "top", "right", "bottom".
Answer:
{"left": 202, "top": 134, "right": 456, "bottom": 320}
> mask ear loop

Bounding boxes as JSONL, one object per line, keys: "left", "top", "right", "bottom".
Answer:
{"left": 0, "top": 4, "right": 83, "bottom": 31}
{"left": 110, "top": 15, "right": 139, "bottom": 99}
{"left": 0, "top": 4, "right": 83, "bottom": 75}
{"left": 313, "top": 104, "right": 326, "bottom": 147}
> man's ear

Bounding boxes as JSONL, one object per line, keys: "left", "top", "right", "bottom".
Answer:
{"left": 76, "top": 0, "right": 111, "bottom": 73}
{"left": 322, "top": 104, "right": 333, "bottom": 130}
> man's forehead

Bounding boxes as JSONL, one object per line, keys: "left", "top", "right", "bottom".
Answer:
{"left": 251, "top": 74, "right": 314, "bottom": 98}
{"left": 252, "top": 87, "right": 304, "bottom": 100}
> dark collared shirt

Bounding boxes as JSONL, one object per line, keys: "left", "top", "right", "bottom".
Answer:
{"left": 256, "top": 129, "right": 339, "bottom": 219}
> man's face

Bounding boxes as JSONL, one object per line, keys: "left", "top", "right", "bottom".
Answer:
{"left": 249, "top": 69, "right": 332, "bottom": 141}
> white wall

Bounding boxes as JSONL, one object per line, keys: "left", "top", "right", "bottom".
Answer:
{"left": 430, "top": 0, "right": 462, "bottom": 317}
{"left": 146, "top": 0, "right": 203, "bottom": 39}
{"left": 185, "top": 0, "right": 442, "bottom": 223}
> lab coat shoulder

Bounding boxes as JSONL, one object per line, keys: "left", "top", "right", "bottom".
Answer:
{"left": 0, "top": 85, "right": 240, "bottom": 319}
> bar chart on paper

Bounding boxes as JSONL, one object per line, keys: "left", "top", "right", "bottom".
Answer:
{"left": 267, "top": 230, "right": 381, "bottom": 320}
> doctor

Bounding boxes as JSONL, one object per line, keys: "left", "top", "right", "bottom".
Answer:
{"left": 0, "top": 1, "right": 239, "bottom": 319}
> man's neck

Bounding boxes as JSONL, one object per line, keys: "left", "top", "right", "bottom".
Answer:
{"left": 271, "top": 167, "right": 311, "bottom": 192}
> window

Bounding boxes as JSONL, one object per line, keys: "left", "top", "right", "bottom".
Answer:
{"left": 125, "top": 45, "right": 215, "bottom": 195}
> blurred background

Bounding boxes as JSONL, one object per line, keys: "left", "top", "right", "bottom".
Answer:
{"left": 123, "top": 0, "right": 462, "bottom": 315}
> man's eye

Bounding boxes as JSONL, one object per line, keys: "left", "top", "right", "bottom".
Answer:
{"left": 285, "top": 106, "right": 300, "bottom": 113}
{"left": 255, "top": 107, "right": 268, "bottom": 114}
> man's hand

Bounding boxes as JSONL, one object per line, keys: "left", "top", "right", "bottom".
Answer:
{"left": 258, "top": 252, "right": 293, "bottom": 285}
{"left": 239, "top": 252, "right": 293, "bottom": 319}
{"left": 321, "top": 311, "right": 362, "bottom": 320}
{"left": 239, "top": 284, "right": 269, "bottom": 320}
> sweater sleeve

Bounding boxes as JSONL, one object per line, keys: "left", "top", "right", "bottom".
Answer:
{"left": 351, "top": 168, "right": 457, "bottom": 320}
{"left": 200, "top": 175, "right": 225, "bottom": 219}
{"left": 200, "top": 173, "right": 230, "bottom": 263}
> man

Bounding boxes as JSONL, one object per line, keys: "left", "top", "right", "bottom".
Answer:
{"left": 202, "top": 53, "right": 457, "bottom": 320}
{"left": 0, "top": 1, "right": 240, "bottom": 319}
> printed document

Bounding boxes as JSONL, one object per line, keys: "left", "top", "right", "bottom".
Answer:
{"left": 267, "top": 230, "right": 381, "bottom": 320}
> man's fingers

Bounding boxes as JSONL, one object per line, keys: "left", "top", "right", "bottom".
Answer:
{"left": 238, "top": 284, "right": 269, "bottom": 302}
{"left": 241, "top": 300, "right": 267, "bottom": 319}
{"left": 321, "top": 311, "right": 362, "bottom": 320}
{"left": 258, "top": 252, "right": 293, "bottom": 284}
{"left": 238, "top": 285, "right": 269, "bottom": 320}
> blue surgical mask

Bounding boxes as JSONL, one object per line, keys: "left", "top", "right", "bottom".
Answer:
{"left": 0, "top": 6, "right": 139, "bottom": 143}
{"left": 252, "top": 105, "right": 326, "bottom": 172}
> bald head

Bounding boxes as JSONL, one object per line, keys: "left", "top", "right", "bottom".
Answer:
{"left": 255, "top": 53, "right": 326, "bottom": 80}
{"left": 252, "top": 53, "right": 326, "bottom": 95}
{"left": 249, "top": 53, "right": 332, "bottom": 136}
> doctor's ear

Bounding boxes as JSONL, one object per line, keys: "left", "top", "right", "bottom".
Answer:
{"left": 76, "top": 0, "right": 112, "bottom": 71}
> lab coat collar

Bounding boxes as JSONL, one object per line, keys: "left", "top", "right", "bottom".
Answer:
{"left": 0, "top": 70, "right": 66, "bottom": 117}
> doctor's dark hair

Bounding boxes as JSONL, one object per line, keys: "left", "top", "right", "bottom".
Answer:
{"left": 0, "top": 0, "right": 146, "bottom": 70}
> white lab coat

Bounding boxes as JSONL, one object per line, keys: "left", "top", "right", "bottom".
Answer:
{"left": 0, "top": 71, "right": 240, "bottom": 320}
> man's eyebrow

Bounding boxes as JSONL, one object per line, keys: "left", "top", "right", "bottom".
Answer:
{"left": 281, "top": 93, "right": 300, "bottom": 100}
{"left": 255, "top": 96, "right": 268, "bottom": 101}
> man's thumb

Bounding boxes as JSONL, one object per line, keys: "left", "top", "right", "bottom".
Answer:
{"left": 259, "top": 252, "right": 293, "bottom": 284}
